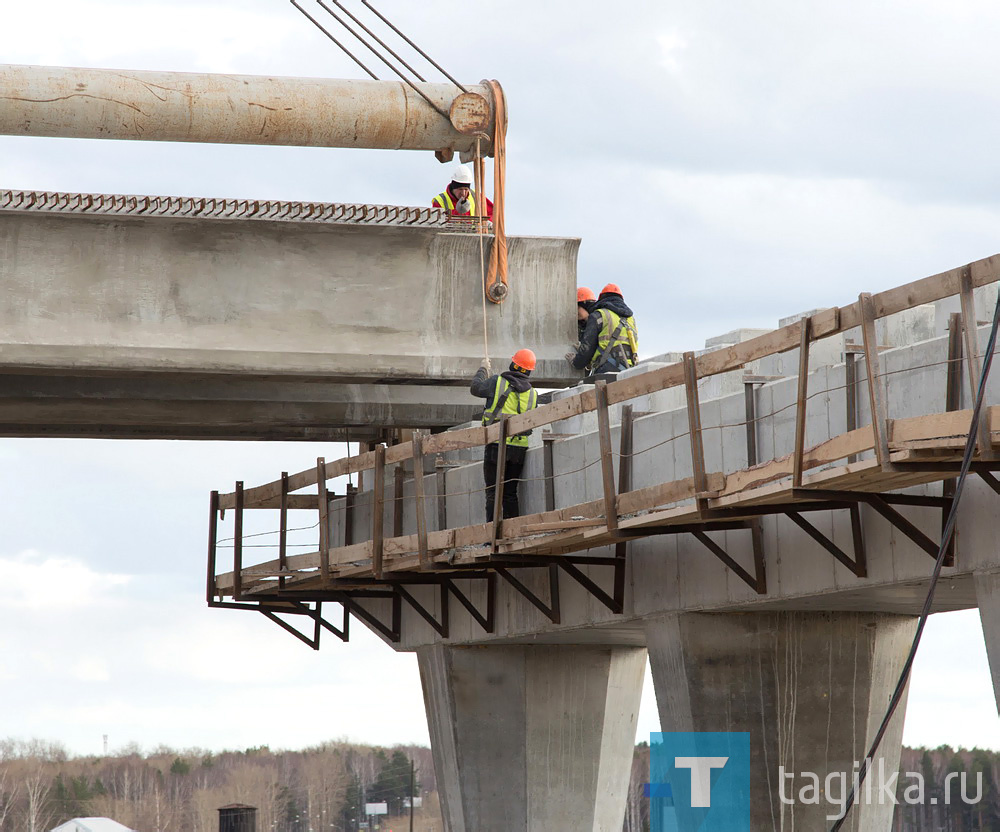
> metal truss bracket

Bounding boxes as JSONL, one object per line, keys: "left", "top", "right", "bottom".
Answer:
{"left": 690, "top": 528, "right": 767, "bottom": 594}
{"left": 336, "top": 591, "right": 402, "bottom": 643}
{"left": 393, "top": 582, "right": 449, "bottom": 638}
{"left": 496, "top": 565, "right": 561, "bottom": 624}
{"left": 558, "top": 560, "right": 623, "bottom": 615}
{"left": 786, "top": 506, "right": 867, "bottom": 578}
{"left": 444, "top": 575, "right": 496, "bottom": 634}
{"left": 792, "top": 488, "right": 950, "bottom": 564}
{"left": 210, "top": 599, "right": 349, "bottom": 650}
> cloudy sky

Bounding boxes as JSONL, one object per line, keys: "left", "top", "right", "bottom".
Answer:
{"left": 1, "top": 0, "right": 999, "bottom": 758}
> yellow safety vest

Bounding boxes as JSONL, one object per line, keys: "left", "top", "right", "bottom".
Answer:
{"left": 593, "top": 309, "right": 638, "bottom": 369}
{"left": 433, "top": 189, "right": 479, "bottom": 216}
{"left": 482, "top": 377, "right": 538, "bottom": 447}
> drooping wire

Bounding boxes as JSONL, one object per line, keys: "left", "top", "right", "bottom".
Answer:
{"left": 829, "top": 290, "right": 1000, "bottom": 831}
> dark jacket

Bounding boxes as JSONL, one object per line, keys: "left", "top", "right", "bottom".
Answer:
{"left": 470, "top": 367, "right": 533, "bottom": 402}
{"left": 571, "top": 294, "right": 635, "bottom": 370}
{"left": 577, "top": 300, "right": 596, "bottom": 340}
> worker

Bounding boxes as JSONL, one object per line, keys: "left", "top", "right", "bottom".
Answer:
{"left": 566, "top": 283, "right": 638, "bottom": 375}
{"left": 577, "top": 286, "right": 597, "bottom": 340}
{"left": 432, "top": 164, "right": 494, "bottom": 219}
{"left": 470, "top": 349, "right": 538, "bottom": 522}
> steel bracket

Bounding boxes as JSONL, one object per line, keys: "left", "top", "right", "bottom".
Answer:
{"left": 444, "top": 575, "right": 496, "bottom": 633}
{"left": 496, "top": 565, "right": 561, "bottom": 624}
{"left": 689, "top": 529, "right": 767, "bottom": 594}
{"left": 393, "top": 582, "right": 449, "bottom": 638}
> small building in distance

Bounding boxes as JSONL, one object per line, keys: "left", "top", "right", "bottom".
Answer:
{"left": 49, "top": 820, "right": 134, "bottom": 832}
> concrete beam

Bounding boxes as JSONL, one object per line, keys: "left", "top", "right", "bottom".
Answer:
{"left": 0, "top": 374, "right": 481, "bottom": 441}
{"left": 0, "top": 207, "right": 580, "bottom": 389}
{"left": 418, "top": 643, "right": 645, "bottom": 832}
{"left": 645, "top": 611, "right": 917, "bottom": 830}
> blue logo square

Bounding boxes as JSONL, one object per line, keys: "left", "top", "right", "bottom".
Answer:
{"left": 650, "top": 732, "right": 752, "bottom": 832}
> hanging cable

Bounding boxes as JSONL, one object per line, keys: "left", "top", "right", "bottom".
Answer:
{"left": 829, "top": 288, "right": 1000, "bottom": 830}
{"left": 290, "top": 0, "right": 379, "bottom": 79}
{"left": 314, "top": 0, "right": 452, "bottom": 121}
{"left": 326, "top": 0, "right": 429, "bottom": 82}
{"left": 361, "top": 0, "right": 470, "bottom": 93}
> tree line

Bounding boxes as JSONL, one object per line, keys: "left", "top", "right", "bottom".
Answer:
{"left": 0, "top": 738, "right": 435, "bottom": 832}
{"left": 2, "top": 738, "right": 996, "bottom": 831}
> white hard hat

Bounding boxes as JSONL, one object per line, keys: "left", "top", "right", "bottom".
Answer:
{"left": 450, "top": 164, "right": 474, "bottom": 185}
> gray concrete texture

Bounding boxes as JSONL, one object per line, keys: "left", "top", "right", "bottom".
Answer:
{"left": 0, "top": 208, "right": 580, "bottom": 438}
{"left": 418, "top": 643, "right": 646, "bottom": 832}
{"left": 646, "top": 611, "right": 917, "bottom": 831}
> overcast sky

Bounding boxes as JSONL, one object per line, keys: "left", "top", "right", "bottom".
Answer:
{"left": 1, "top": 0, "right": 999, "bottom": 758}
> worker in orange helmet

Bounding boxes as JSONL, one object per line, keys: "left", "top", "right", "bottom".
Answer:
{"left": 432, "top": 164, "right": 494, "bottom": 219}
{"left": 577, "top": 286, "right": 597, "bottom": 340}
{"left": 566, "top": 283, "right": 638, "bottom": 375}
{"left": 470, "top": 349, "right": 539, "bottom": 521}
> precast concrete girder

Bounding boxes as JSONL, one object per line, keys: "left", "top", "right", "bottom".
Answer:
{"left": 0, "top": 374, "right": 482, "bottom": 441}
{"left": 0, "top": 64, "right": 496, "bottom": 156}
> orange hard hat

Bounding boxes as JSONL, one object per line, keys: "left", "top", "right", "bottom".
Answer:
{"left": 577, "top": 287, "right": 596, "bottom": 303}
{"left": 511, "top": 348, "right": 536, "bottom": 371}
{"left": 600, "top": 283, "right": 623, "bottom": 296}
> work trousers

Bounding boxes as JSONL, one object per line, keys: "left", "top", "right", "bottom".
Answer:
{"left": 483, "top": 442, "right": 528, "bottom": 522}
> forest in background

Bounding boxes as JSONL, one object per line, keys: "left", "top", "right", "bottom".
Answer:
{"left": 0, "top": 739, "right": 997, "bottom": 831}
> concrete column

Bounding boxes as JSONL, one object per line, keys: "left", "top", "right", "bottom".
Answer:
{"left": 644, "top": 612, "right": 918, "bottom": 830}
{"left": 975, "top": 571, "right": 1000, "bottom": 714}
{"left": 417, "top": 643, "right": 646, "bottom": 832}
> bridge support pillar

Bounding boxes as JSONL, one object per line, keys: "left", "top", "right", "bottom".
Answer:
{"left": 644, "top": 611, "right": 918, "bottom": 830}
{"left": 975, "top": 571, "right": 1000, "bottom": 714}
{"left": 417, "top": 643, "right": 646, "bottom": 832}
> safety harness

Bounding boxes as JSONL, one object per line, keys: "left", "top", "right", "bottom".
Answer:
{"left": 592, "top": 309, "right": 638, "bottom": 371}
{"left": 482, "top": 377, "right": 538, "bottom": 447}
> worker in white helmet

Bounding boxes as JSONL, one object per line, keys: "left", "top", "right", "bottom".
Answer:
{"left": 432, "top": 164, "right": 493, "bottom": 219}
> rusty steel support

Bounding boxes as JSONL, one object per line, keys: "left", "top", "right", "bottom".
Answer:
{"left": 206, "top": 491, "right": 219, "bottom": 603}
{"left": 0, "top": 64, "right": 496, "bottom": 155}
{"left": 394, "top": 583, "right": 449, "bottom": 638}
{"left": 233, "top": 481, "right": 244, "bottom": 601}
{"left": 496, "top": 566, "right": 560, "bottom": 624}
{"left": 444, "top": 575, "right": 496, "bottom": 634}
{"left": 792, "top": 317, "right": 812, "bottom": 488}
{"left": 279, "top": 472, "right": 289, "bottom": 589}
{"left": 786, "top": 511, "right": 867, "bottom": 578}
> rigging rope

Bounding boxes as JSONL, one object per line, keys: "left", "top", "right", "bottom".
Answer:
{"left": 484, "top": 80, "right": 508, "bottom": 303}
{"left": 475, "top": 137, "right": 491, "bottom": 363}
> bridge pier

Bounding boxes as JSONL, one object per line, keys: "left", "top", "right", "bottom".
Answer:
{"left": 417, "top": 643, "right": 646, "bottom": 832}
{"left": 975, "top": 571, "right": 1000, "bottom": 715}
{"left": 644, "top": 611, "right": 918, "bottom": 830}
